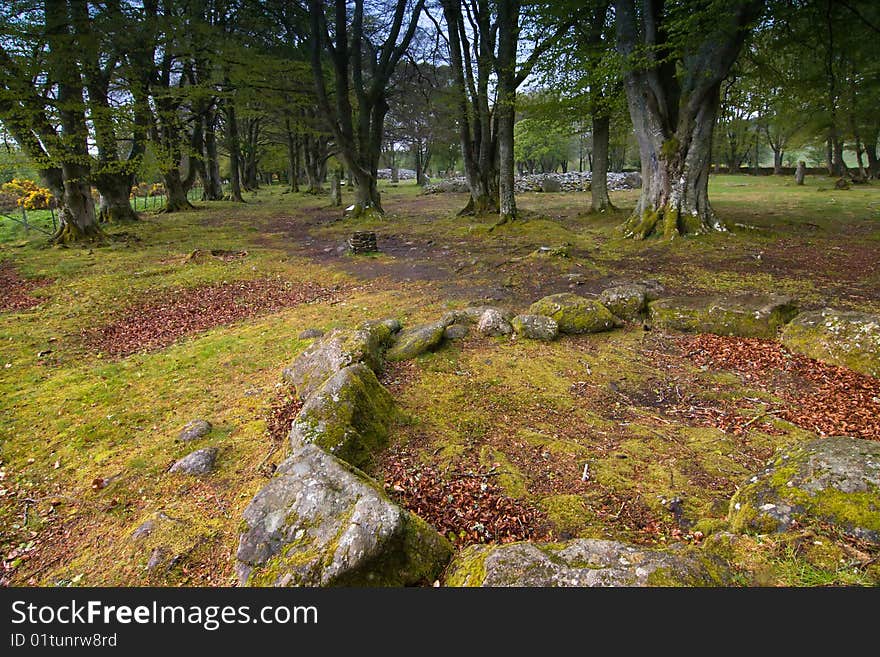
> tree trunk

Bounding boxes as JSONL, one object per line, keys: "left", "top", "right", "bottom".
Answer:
{"left": 95, "top": 173, "right": 138, "bottom": 223}
{"left": 614, "top": 0, "right": 759, "bottom": 239}
{"left": 285, "top": 119, "right": 300, "bottom": 193}
{"left": 773, "top": 148, "right": 784, "bottom": 175}
{"left": 225, "top": 98, "right": 244, "bottom": 202}
{"left": 162, "top": 169, "right": 193, "bottom": 212}
{"left": 45, "top": 0, "right": 101, "bottom": 243}
{"left": 496, "top": 0, "right": 519, "bottom": 224}
{"left": 832, "top": 135, "right": 846, "bottom": 177}
{"left": 330, "top": 170, "right": 342, "bottom": 207}
{"left": 866, "top": 135, "right": 878, "bottom": 179}
{"left": 202, "top": 110, "right": 224, "bottom": 200}
{"left": 590, "top": 113, "right": 613, "bottom": 213}
{"left": 825, "top": 136, "right": 834, "bottom": 175}
{"left": 620, "top": 82, "right": 724, "bottom": 238}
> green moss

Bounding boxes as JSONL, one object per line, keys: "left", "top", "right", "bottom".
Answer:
{"left": 540, "top": 495, "right": 591, "bottom": 536}
{"left": 444, "top": 544, "right": 490, "bottom": 587}
{"left": 479, "top": 446, "right": 528, "bottom": 499}
{"left": 660, "top": 137, "right": 680, "bottom": 159}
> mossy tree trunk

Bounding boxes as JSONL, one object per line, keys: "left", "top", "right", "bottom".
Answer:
{"left": 45, "top": 0, "right": 101, "bottom": 244}
{"left": 614, "top": 0, "right": 761, "bottom": 239}
{"left": 95, "top": 172, "right": 138, "bottom": 223}
{"left": 161, "top": 169, "right": 194, "bottom": 213}
{"left": 495, "top": 0, "right": 519, "bottom": 224}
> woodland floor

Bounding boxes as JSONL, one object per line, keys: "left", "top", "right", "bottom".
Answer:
{"left": 1, "top": 175, "right": 879, "bottom": 587}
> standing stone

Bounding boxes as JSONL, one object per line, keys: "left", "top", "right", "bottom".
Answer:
{"left": 795, "top": 161, "right": 806, "bottom": 185}
{"left": 236, "top": 444, "right": 453, "bottom": 587}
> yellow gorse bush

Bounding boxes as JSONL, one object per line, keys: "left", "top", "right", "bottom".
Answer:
{"left": 1, "top": 178, "right": 55, "bottom": 210}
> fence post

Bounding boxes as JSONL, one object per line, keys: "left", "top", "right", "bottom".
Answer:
{"left": 21, "top": 206, "right": 29, "bottom": 232}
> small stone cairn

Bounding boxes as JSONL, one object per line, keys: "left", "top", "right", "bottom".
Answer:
{"left": 349, "top": 231, "right": 378, "bottom": 254}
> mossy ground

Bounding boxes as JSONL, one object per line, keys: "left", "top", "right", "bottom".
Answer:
{"left": 1, "top": 175, "right": 878, "bottom": 586}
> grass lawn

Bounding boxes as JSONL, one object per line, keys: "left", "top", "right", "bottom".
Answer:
{"left": 1, "top": 174, "right": 878, "bottom": 586}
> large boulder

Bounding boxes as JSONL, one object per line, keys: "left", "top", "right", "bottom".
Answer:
{"left": 648, "top": 293, "right": 798, "bottom": 339}
{"left": 729, "top": 437, "right": 880, "bottom": 545}
{"left": 445, "top": 539, "right": 732, "bottom": 587}
{"left": 780, "top": 309, "right": 880, "bottom": 378}
{"left": 528, "top": 293, "right": 620, "bottom": 334}
{"left": 289, "top": 364, "right": 394, "bottom": 468}
{"left": 385, "top": 320, "right": 446, "bottom": 362}
{"left": 511, "top": 314, "right": 559, "bottom": 341}
{"left": 283, "top": 321, "right": 397, "bottom": 400}
{"left": 476, "top": 308, "right": 513, "bottom": 337}
{"left": 237, "top": 444, "right": 452, "bottom": 587}
{"left": 599, "top": 284, "right": 648, "bottom": 322}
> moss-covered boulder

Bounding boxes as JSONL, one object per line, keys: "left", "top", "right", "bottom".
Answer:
{"left": 599, "top": 284, "right": 648, "bottom": 321}
{"left": 237, "top": 444, "right": 453, "bottom": 587}
{"left": 511, "top": 314, "right": 558, "bottom": 341}
{"left": 289, "top": 364, "right": 395, "bottom": 468}
{"left": 648, "top": 293, "right": 798, "bottom": 338}
{"left": 385, "top": 320, "right": 446, "bottom": 361}
{"left": 729, "top": 437, "right": 880, "bottom": 544}
{"left": 780, "top": 309, "right": 880, "bottom": 378}
{"left": 445, "top": 539, "right": 733, "bottom": 587}
{"left": 283, "top": 320, "right": 397, "bottom": 400}
{"left": 528, "top": 293, "right": 621, "bottom": 334}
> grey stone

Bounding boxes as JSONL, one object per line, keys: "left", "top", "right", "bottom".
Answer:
{"left": 177, "top": 419, "right": 212, "bottom": 442}
{"left": 476, "top": 308, "right": 513, "bottom": 337}
{"left": 444, "top": 324, "right": 470, "bottom": 340}
{"left": 446, "top": 538, "right": 732, "bottom": 587}
{"left": 511, "top": 314, "right": 559, "bottom": 341}
{"left": 599, "top": 284, "right": 648, "bottom": 321}
{"left": 169, "top": 447, "right": 218, "bottom": 476}
{"left": 289, "top": 364, "right": 394, "bottom": 468}
{"left": 648, "top": 293, "right": 798, "bottom": 339}
{"left": 529, "top": 293, "right": 621, "bottom": 334}
{"left": 386, "top": 321, "right": 446, "bottom": 362}
{"left": 282, "top": 322, "right": 395, "bottom": 400}
{"left": 298, "top": 328, "right": 325, "bottom": 340}
{"left": 729, "top": 436, "right": 880, "bottom": 544}
{"left": 236, "top": 444, "right": 453, "bottom": 587}
{"left": 781, "top": 309, "right": 880, "bottom": 378}
{"left": 442, "top": 306, "right": 515, "bottom": 327}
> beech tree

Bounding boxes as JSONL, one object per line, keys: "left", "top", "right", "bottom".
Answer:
{"left": 614, "top": 0, "right": 763, "bottom": 239}
{"left": 306, "top": 0, "right": 425, "bottom": 217}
